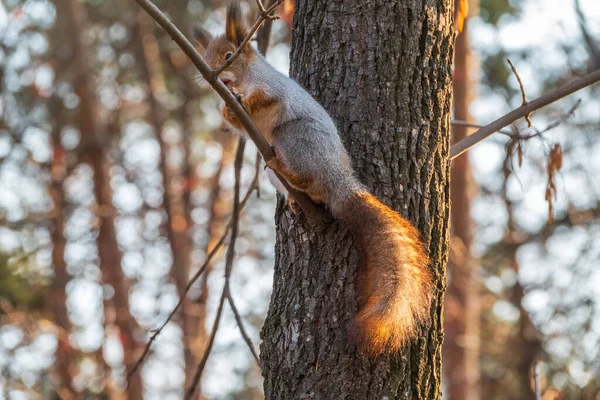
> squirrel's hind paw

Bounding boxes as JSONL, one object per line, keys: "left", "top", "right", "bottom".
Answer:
{"left": 287, "top": 196, "right": 300, "bottom": 214}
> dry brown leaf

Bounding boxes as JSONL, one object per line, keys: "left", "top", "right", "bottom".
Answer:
{"left": 545, "top": 143, "right": 563, "bottom": 223}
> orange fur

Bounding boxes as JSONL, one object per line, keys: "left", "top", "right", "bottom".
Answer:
{"left": 266, "top": 156, "right": 312, "bottom": 192}
{"left": 222, "top": 88, "right": 281, "bottom": 142}
{"left": 244, "top": 89, "right": 278, "bottom": 113}
{"left": 336, "top": 191, "right": 433, "bottom": 355}
{"left": 221, "top": 102, "right": 244, "bottom": 129}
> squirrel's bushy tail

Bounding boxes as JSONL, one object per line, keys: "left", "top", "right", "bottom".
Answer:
{"left": 333, "top": 190, "right": 433, "bottom": 355}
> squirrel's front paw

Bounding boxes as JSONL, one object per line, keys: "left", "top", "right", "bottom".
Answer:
{"left": 229, "top": 88, "right": 245, "bottom": 104}
{"left": 265, "top": 157, "right": 281, "bottom": 172}
{"left": 221, "top": 103, "right": 236, "bottom": 121}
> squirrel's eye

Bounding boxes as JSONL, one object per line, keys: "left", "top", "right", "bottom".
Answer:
{"left": 225, "top": 52, "right": 233, "bottom": 61}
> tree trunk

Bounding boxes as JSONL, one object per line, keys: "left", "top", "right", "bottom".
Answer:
{"left": 48, "top": 102, "right": 76, "bottom": 397}
{"left": 58, "top": 0, "right": 143, "bottom": 397}
{"left": 92, "top": 149, "right": 143, "bottom": 400}
{"left": 501, "top": 160, "right": 541, "bottom": 400}
{"left": 444, "top": 4, "right": 481, "bottom": 399}
{"left": 260, "top": 1, "right": 454, "bottom": 398}
{"left": 509, "top": 251, "right": 540, "bottom": 400}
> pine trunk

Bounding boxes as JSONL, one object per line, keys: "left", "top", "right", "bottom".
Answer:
{"left": 444, "top": 6, "right": 481, "bottom": 400}
{"left": 260, "top": 0, "right": 454, "bottom": 398}
{"left": 48, "top": 103, "right": 75, "bottom": 397}
{"left": 59, "top": 0, "right": 143, "bottom": 396}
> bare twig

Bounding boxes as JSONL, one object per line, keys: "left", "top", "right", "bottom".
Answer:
{"left": 507, "top": 59, "right": 532, "bottom": 127}
{"left": 575, "top": 0, "right": 600, "bottom": 70}
{"left": 452, "top": 99, "right": 581, "bottom": 144}
{"left": 256, "top": 0, "right": 275, "bottom": 56}
{"left": 227, "top": 290, "right": 260, "bottom": 365}
{"left": 213, "top": 0, "right": 284, "bottom": 75}
{"left": 185, "top": 286, "right": 227, "bottom": 400}
{"left": 532, "top": 361, "right": 541, "bottom": 400}
{"left": 507, "top": 59, "right": 527, "bottom": 105}
{"left": 255, "top": 0, "right": 266, "bottom": 13}
{"left": 185, "top": 139, "right": 246, "bottom": 399}
{"left": 450, "top": 68, "right": 600, "bottom": 160}
{"left": 537, "top": 99, "right": 581, "bottom": 136}
{"left": 255, "top": 151, "right": 262, "bottom": 198}
{"left": 134, "top": 0, "right": 326, "bottom": 224}
{"left": 128, "top": 152, "right": 261, "bottom": 379}
{"left": 127, "top": 232, "right": 225, "bottom": 379}
{"left": 451, "top": 120, "right": 513, "bottom": 136}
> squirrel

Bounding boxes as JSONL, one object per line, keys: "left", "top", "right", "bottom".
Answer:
{"left": 193, "top": 2, "right": 433, "bottom": 356}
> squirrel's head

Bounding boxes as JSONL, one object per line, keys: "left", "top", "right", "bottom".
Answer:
{"left": 193, "top": 2, "right": 257, "bottom": 90}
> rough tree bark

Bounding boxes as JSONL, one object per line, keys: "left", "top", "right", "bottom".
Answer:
{"left": 260, "top": 1, "right": 453, "bottom": 398}
{"left": 443, "top": 2, "right": 481, "bottom": 399}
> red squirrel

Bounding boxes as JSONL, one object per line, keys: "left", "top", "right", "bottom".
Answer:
{"left": 194, "top": 3, "right": 433, "bottom": 355}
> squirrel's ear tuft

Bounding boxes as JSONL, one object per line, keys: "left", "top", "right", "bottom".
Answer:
{"left": 226, "top": 2, "right": 248, "bottom": 46}
{"left": 192, "top": 25, "right": 212, "bottom": 49}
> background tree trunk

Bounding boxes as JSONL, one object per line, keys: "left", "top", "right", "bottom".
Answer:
{"left": 58, "top": 0, "right": 143, "bottom": 397}
{"left": 47, "top": 101, "right": 76, "bottom": 398}
{"left": 501, "top": 160, "right": 542, "bottom": 400}
{"left": 260, "top": 1, "right": 454, "bottom": 398}
{"left": 444, "top": 2, "right": 481, "bottom": 399}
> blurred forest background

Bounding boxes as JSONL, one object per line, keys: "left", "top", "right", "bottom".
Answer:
{"left": 0, "top": 0, "right": 598, "bottom": 399}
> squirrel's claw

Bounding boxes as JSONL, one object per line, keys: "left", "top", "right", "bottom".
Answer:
{"left": 287, "top": 196, "right": 300, "bottom": 214}
{"left": 265, "top": 147, "right": 279, "bottom": 171}
{"left": 265, "top": 157, "right": 279, "bottom": 172}
{"left": 228, "top": 87, "right": 244, "bottom": 104}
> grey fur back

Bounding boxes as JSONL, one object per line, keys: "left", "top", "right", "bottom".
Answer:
{"left": 246, "top": 55, "right": 363, "bottom": 214}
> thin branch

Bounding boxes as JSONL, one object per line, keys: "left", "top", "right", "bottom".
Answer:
{"left": 536, "top": 99, "right": 581, "bottom": 136}
{"left": 134, "top": 0, "right": 326, "bottom": 224}
{"left": 507, "top": 58, "right": 532, "bottom": 127}
{"left": 185, "top": 139, "right": 246, "bottom": 399}
{"left": 532, "top": 361, "right": 541, "bottom": 400}
{"left": 450, "top": 68, "right": 600, "bottom": 160}
{"left": 256, "top": 0, "right": 275, "bottom": 56}
{"left": 255, "top": 151, "right": 262, "bottom": 198}
{"left": 508, "top": 59, "right": 527, "bottom": 106}
{"left": 451, "top": 99, "right": 581, "bottom": 144}
{"left": 127, "top": 231, "right": 225, "bottom": 379}
{"left": 451, "top": 120, "right": 513, "bottom": 136}
{"left": 255, "top": 0, "right": 266, "bottom": 13}
{"left": 213, "top": 0, "right": 284, "bottom": 76}
{"left": 128, "top": 152, "right": 261, "bottom": 379}
{"left": 575, "top": 0, "right": 600, "bottom": 70}
{"left": 185, "top": 285, "right": 227, "bottom": 400}
{"left": 227, "top": 291, "right": 260, "bottom": 365}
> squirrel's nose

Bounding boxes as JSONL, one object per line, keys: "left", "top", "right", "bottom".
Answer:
{"left": 221, "top": 79, "right": 231, "bottom": 86}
